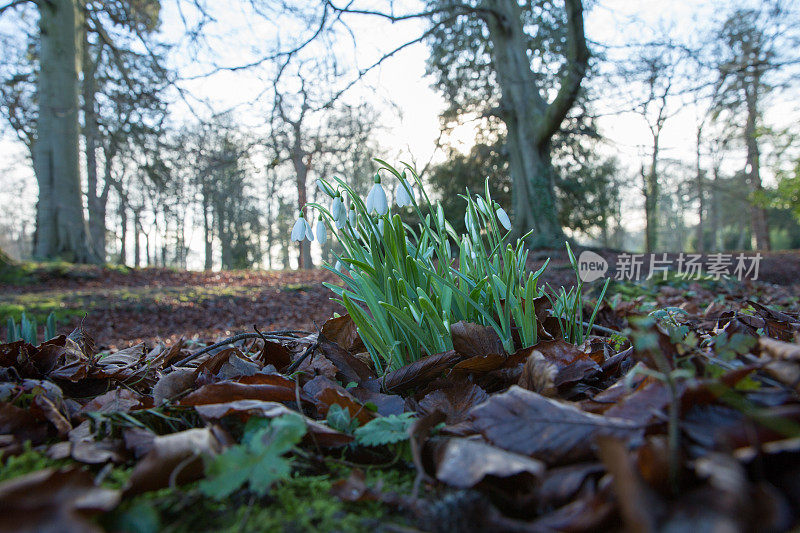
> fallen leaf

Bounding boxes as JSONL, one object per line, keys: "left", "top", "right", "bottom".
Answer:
{"left": 193, "top": 399, "right": 353, "bottom": 447}
{"left": 152, "top": 368, "right": 197, "bottom": 405}
{"left": 517, "top": 350, "right": 558, "bottom": 396}
{"left": 469, "top": 386, "right": 640, "bottom": 465}
{"left": 450, "top": 322, "right": 505, "bottom": 359}
{"left": 0, "top": 468, "right": 120, "bottom": 533}
{"left": 125, "top": 427, "right": 224, "bottom": 496}
{"left": 321, "top": 314, "right": 366, "bottom": 353}
{"left": 435, "top": 438, "right": 544, "bottom": 488}
{"left": 382, "top": 350, "right": 462, "bottom": 392}
{"left": 418, "top": 383, "right": 488, "bottom": 425}
{"left": 180, "top": 373, "right": 306, "bottom": 406}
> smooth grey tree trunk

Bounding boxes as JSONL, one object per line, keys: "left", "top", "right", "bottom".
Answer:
{"left": 744, "top": 83, "right": 770, "bottom": 250}
{"left": 33, "top": 0, "right": 95, "bottom": 262}
{"left": 482, "top": 0, "right": 588, "bottom": 248}
{"left": 82, "top": 33, "right": 109, "bottom": 262}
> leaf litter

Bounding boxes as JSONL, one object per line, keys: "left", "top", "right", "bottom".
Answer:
{"left": 0, "top": 269, "right": 799, "bottom": 531}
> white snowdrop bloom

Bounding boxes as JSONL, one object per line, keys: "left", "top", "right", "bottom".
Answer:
{"left": 331, "top": 194, "right": 345, "bottom": 225}
{"left": 465, "top": 210, "right": 476, "bottom": 232}
{"left": 396, "top": 182, "right": 413, "bottom": 207}
{"left": 316, "top": 217, "right": 327, "bottom": 244}
{"left": 376, "top": 218, "right": 385, "bottom": 236}
{"left": 366, "top": 175, "right": 388, "bottom": 215}
{"left": 334, "top": 260, "right": 343, "bottom": 272}
{"left": 476, "top": 196, "right": 489, "bottom": 215}
{"left": 348, "top": 204, "right": 357, "bottom": 227}
{"left": 291, "top": 213, "right": 311, "bottom": 242}
{"left": 496, "top": 205, "right": 512, "bottom": 231}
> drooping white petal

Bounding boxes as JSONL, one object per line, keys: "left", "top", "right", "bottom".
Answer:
{"left": 334, "top": 260, "right": 344, "bottom": 273}
{"left": 331, "top": 195, "right": 345, "bottom": 222}
{"left": 304, "top": 219, "right": 314, "bottom": 241}
{"left": 496, "top": 207, "right": 512, "bottom": 231}
{"left": 396, "top": 182, "right": 413, "bottom": 207}
{"left": 316, "top": 219, "right": 327, "bottom": 244}
{"left": 377, "top": 218, "right": 384, "bottom": 236}
{"left": 476, "top": 196, "right": 489, "bottom": 215}
{"left": 348, "top": 206, "right": 357, "bottom": 227}
{"left": 366, "top": 183, "right": 388, "bottom": 215}
{"left": 465, "top": 210, "right": 475, "bottom": 231}
{"left": 291, "top": 217, "right": 307, "bottom": 242}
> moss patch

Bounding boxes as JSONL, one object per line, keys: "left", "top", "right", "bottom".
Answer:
{"left": 105, "top": 464, "right": 413, "bottom": 533}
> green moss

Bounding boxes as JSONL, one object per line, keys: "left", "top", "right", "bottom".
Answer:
{"left": 106, "top": 464, "right": 412, "bottom": 533}
{"left": 0, "top": 443, "right": 70, "bottom": 482}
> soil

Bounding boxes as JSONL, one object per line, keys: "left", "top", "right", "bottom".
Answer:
{"left": 1, "top": 249, "right": 798, "bottom": 350}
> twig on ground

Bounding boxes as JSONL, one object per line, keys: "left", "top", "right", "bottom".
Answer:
{"left": 171, "top": 328, "right": 313, "bottom": 369}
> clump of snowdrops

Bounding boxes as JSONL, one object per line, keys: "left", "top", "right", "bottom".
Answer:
{"left": 293, "top": 160, "right": 550, "bottom": 373}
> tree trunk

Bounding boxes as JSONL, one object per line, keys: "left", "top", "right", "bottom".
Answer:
{"left": 483, "top": 0, "right": 588, "bottom": 249}
{"left": 133, "top": 211, "right": 141, "bottom": 267}
{"left": 119, "top": 202, "right": 127, "bottom": 265}
{"left": 744, "top": 83, "right": 770, "bottom": 250}
{"left": 710, "top": 165, "right": 720, "bottom": 251}
{"left": 695, "top": 125, "right": 705, "bottom": 253}
{"left": 293, "top": 145, "right": 313, "bottom": 269}
{"left": 82, "top": 30, "right": 106, "bottom": 262}
{"left": 33, "top": 0, "right": 95, "bottom": 262}
{"left": 202, "top": 186, "right": 213, "bottom": 270}
{"left": 644, "top": 134, "right": 660, "bottom": 253}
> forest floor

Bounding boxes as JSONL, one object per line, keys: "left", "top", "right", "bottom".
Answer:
{"left": 2, "top": 249, "right": 798, "bottom": 350}
{"left": 1, "top": 249, "right": 800, "bottom": 532}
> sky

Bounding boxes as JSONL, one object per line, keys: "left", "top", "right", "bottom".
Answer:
{"left": 0, "top": 0, "right": 798, "bottom": 262}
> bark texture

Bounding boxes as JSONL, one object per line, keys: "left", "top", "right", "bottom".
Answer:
{"left": 482, "top": 0, "right": 589, "bottom": 248}
{"left": 33, "top": 0, "right": 95, "bottom": 262}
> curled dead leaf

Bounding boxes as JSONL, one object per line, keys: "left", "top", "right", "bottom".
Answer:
{"left": 125, "top": 427, "right": 225, "bottom": 496}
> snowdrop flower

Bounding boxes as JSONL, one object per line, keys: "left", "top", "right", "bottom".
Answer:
{"left": 464, "top": 209, "right": 476, "bottom": 232}
{"left": 331, "top": 194, "right": 346, "bottom": 229}
{"left": 376, "top": 217, "right": 385, "bottom": 236}
{"left": 495, "top": 204, "right": 512, "bottom": 231}
{"left": 366, "top": 174, "right": 388, "bottom": 215}
{"left": 291, "top": 212, "right": 312, "bottom": 242}
{"left": 348, "top": 204, "right": 357, "bottom": 227}
{"left": 476, "top": 196, "right": 489, "bottom": 215}
{"left": 396, "top": 180, "right": 413, "bottom": 207}
{"left": 316, "top": 216, "right": 327, "bottom": 244}
{"left": 334, "top": 260, "right": 344, "bottom": 272}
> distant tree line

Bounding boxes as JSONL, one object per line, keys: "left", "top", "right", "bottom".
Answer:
{"left": 0, "top": 0, "right": 798, "bottom": 269}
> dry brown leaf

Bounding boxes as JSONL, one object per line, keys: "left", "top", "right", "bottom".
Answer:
{"left": 469, "top": 386, "right": 640, "bottom": 465}
{"left": 435, "top": 438, "right": 545, "bottom": 489}
{"left": 125, "top": 427, "right": 224, "bottom": 496}
{"left": 0, "top": 468, "right": 120, "bottom": 533}
{"left": 517, "top": 350, "right": 558, "bottom": 396}
{"left": 382, "top": 350, "right": 462, "bottom": 393}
